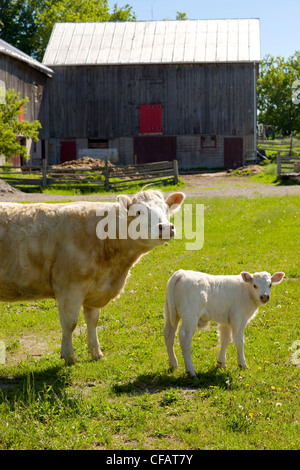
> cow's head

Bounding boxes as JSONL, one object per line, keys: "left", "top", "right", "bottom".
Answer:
{"left": 241, "top": 271, "right": 285, "bottom": 305}
{"left": 117, "top": 190, "right": 185, "bottom": 246}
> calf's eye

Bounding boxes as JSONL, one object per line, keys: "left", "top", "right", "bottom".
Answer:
{"left": 253, "top": 284, "right": 257, "bottom": 289}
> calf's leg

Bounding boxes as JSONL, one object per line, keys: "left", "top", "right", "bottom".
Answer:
{"left": 83, "top": 306, "right": 103, "bottom": 361}
{"left": 217, "top": 324, "right": 232, "bottom": 368}
{"left": 163, "top": 315, "right": 179, "bottom": 371}
{"left": 232, "top": 327, "right": 248, "bottom": 369}
{"left": 179, "top": 317, "right": 198, "bottom": 377}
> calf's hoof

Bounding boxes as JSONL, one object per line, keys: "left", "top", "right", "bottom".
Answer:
{"left": 168, "top": 361, "right": 178, "bottom": 372}
{"left": 239, "top": 363, "right": 249, "bottom": 370}
{"left": 186, "top": 370, "right": 196, "bottom": 378}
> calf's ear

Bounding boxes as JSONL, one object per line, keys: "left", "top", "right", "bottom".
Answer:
{"left": 165, "top": 192, "right": 185, "bottom": 213}
{"left": 117, "top": 195, "right": 132, "bottom": 211}
{"left": 271, "top": 272, "right": 285, "bottom": 284}
{"left": 241, "top": 272, "right": 253, "bottom": 283}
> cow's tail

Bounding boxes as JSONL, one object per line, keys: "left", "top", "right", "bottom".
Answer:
{"left": 164, "top": 270, "right": 182, "bottom": 328}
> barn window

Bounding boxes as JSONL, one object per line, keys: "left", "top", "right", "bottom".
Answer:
{"left": 201, "top": 135, "right": 216, "bottom": 149}
{"left": 88, "top": 138, "right": 109, "bottom": 149}
{"left": 139, "top": 104, "right": 162, "bottom": 134}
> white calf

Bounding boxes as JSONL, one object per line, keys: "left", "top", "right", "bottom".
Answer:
{"left": 163, "top": 270, "right": 285, "bottom": 376}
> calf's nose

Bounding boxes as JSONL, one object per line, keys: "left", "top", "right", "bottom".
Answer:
{"left": 260, "top": 294, "right": 270, "bottom": 303}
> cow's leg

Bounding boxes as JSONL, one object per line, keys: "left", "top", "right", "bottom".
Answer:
{"left": 178, "top": 317, "right": 198, "bottom": 377}
{"left": 83, "top": 306, "right": 103, "bottom": 361}
{"left": 217, "top": 324, "right": 232, "bottom": 368}
{"left": 56, "top": 290, "right": 82, "bottom": 365}
{"left": 163, "top": 314, "right": 179, "bottom": 371}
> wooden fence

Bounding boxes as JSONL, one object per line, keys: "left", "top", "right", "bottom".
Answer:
{"left": 0, "top": 159, "right": 179, "bottom": 191}
{"left": 257, "top": 137, "right": 300, "bottom": 177}
{"left": 276, "top": 152, "right": 300, "bottom": 177}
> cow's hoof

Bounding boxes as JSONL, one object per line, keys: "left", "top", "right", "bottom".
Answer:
{"left": 61, "top": 354, "right": 77, "bottom": 365}
{"left": 217, "top": 361, "right": 226, "bottom": 368}
{"left": 92, "top": 351, "right": 104, "bottom": 361}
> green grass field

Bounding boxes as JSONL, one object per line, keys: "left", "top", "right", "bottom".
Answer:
{"left": 0, "top": 195, "right": 299, "bottom": 450}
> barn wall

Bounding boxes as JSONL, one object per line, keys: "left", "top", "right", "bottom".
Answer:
{"left": 47, "top": 62, "right": 256, "bottom": 167}
{"left": 47, "top": 133, "right": 255, "bottom": 168}
{"left": 177, "top": 135, "right": 223, "bottom": 169}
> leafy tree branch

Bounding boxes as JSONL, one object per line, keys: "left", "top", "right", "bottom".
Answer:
{"left": 0, "top": 89, "right": 41, "bottom": 161}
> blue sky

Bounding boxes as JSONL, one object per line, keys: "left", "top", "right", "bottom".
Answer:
{"left": 117, "top": 0, "right": 299, "bottom": 59}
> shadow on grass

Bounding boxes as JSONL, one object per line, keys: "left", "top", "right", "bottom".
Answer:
{"left": 112, "top": 366, "right": 232, "bottom": 396}
{"left": 0, "top": 365, "right": 72, "bottom": 406}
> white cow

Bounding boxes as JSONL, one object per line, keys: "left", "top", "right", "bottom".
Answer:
{"left": 164, "top": 270, "right": 285, "bottom": 376}
{"left": 0, "top": 190, "right": 184, "bottom": 364}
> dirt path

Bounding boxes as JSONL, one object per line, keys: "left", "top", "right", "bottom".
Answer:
{"left": 0, "top": 172, "right": 299, "bottom": 202}
{"left": 179, "top": 173, "right": 300, "bottom": 198}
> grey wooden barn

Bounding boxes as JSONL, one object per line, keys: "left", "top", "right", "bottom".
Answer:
{"left": 0, "top": 38, "right": 53, "bottom": 164}
{"left": 43, "top": 19, "right": 261, "bottom": 169}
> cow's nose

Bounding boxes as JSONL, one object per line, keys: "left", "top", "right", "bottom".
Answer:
{"left": 260, "top": 294, "right": 270, "bottom": 303}
{"left": 159, "top": 223, "right": 175, "bottom": 238}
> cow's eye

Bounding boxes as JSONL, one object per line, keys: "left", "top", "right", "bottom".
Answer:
{"left": 269, "top": 284, "right": 272, "bottom": 288}
{"left": 136, "top": 210, "right": 141, "bottom": 216}
{"left": 253, "top": 284, "right": 257, "bottom": 289}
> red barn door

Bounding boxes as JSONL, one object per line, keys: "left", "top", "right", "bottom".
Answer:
{"left": 60, "top": 141, "right": 76, "bottom": 163}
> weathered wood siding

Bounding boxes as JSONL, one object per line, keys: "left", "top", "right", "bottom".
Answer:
{"left": 47, "top": 63, "right": 255, "bottom": 139}
{"left": 0, "top": 54, "right": 50, "bottom": 139}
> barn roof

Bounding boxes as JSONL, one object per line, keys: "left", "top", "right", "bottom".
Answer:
{"left": 0, "top": 39, "right": 53, "bottom": 76}
{"left": 43, "top": 19, "right": 261, "bottom": 66}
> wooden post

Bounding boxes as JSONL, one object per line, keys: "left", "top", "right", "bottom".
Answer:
{"left": 105, "top": 156, "right": 110, "bottom": 190}
{"left": 277, "top": 151, "right": 281, "bottom": 177}
{"left": 289, "top": 131, "right": 294, "bottom": 156}
{"left": 42, "top": 158, "right": 47, "bottom": 187}
{"left": 173, "top": 159, "right": 179, "bottom": 185}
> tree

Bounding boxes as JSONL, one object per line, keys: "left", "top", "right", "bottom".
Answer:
{"left": 0, "top": 89, "right": 41, "bottom": 161}
{"left": 176, "top": 11, "right": 188, "bottom": 20}
{"left": 257, "top": 51, "right": 300, "bottom": 135}
{"left": 0, "top": 0, "right": 39, "bottom": 56}
{"left": 0, "top": 1, "right": 136, "bottom": 61}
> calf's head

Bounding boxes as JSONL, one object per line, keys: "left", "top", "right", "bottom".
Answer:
{"left": 241, "top": 271, "right": 285, "bottom": 304}
{"left": 117, "top": 190, "right": 185, "bottom": 246}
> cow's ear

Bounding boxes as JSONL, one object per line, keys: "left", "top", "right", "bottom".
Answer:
{"left": 165, "top": 192, "right": 185, "bottom": 213}
{"left": 117, "top": 195, "right": 132, "bottom": 211}
{"left": 241, "top": 272, "right": 253, "bottom": 283}
{"left": 271, "top": 272, "right": 285, "bottom": 284}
